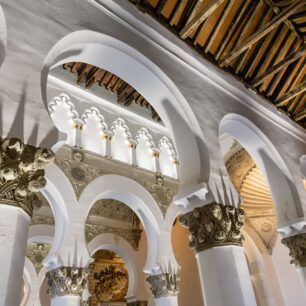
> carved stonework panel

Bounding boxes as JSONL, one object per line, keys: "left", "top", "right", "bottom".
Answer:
{"left": 55, "top": 157, "right": 101, "bottom": 199}
{"left": 0, "top": 137, "right": 54, "bottom": 216}
{"left": 282, "top": 233, "right": 306, "bottom": 267}
{"left": 88, "top": 250, "right": 128, "bottom": 305}
{"left": 55, "top": 146, "right": 179, "bottom": 216}
{"left": 26, "top": 242, "right": 51, "bottom": 273}
{"left": 245, "top": 218, "right": 277, "bottom": 255}
{"left": 89, "top": 199, "right": 134, "bottom": 223}
{"left": 46, "top": 266, "right": 89, "bottom": 298}
{"left": 143, "top": 176, "right": 175, "bottom": 216}
{"left": 86, "top": 223, "right": 142, "bottom": 251}
{"left": 31, "top": 215, "right": 55, "bottom": 226}
{"left": 146, "top": 273, "right": 180, "bottom": 298}
{"left": 225, "top": 147, "right": 277, "bottom": 254}
{"left": 180, "top": 203, "right": 245, "bottom": 253}
{"left": 225, "top": 148, "right": 255, "bottom": 191}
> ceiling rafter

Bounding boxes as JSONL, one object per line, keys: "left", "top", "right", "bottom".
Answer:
{"left": 251, "top": 44, "right": 306, "bottom": 87}
{"left": 180, "top": 0, "right": 226, "bottom": 39}
{"left": 220, "top": 0, "right": 305, "bottom": 67}
{"left": 128, "top": 0, "right": 306, "bottom": 128}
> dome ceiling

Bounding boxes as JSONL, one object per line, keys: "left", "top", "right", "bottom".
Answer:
{"left": 129, "top": 0, "right": 306, "bottom": 128}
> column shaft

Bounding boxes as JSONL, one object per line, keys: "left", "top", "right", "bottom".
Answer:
{"left": 0, "top": 205, "right": 30, "bottom": 306}
{"left": 180, "top": 203, "right": 257, "bottom": 306}
{"left": 51, "top": 296, "right": 81, "bottom": 306}
{"left": 154, "top": 296, "right": 178, "bottom": 306}
{"left": 196, "top": 245, "right": 256, "bottom": 306}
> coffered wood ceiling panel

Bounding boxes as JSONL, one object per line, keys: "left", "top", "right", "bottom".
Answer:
{"left": 129, "top": 0, "right": 306, "bottom": 128}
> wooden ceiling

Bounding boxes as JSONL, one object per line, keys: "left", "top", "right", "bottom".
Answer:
{"left": 63, "top": 62, "right": 162, "bottom": 122}
{"left": 129, "top": 0, "right": 306, "bottom": 128}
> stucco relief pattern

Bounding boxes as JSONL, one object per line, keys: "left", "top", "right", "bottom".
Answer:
{"left": 146, "top": 273, "right": 180, "bottom": 298}
{"left": 86, "top": 223, "right": 142, "bottom": 251}
{"left": 26, "top": 243, "right": 51, "bottom": 273}
{"left": 0, "top": 137, "right": 54, "bottom": 216}
{"left": 180, "top": 203, "right": 245, "bottom": 252}
{"left": 55, "top": 146, "right": 178, "bottom": 216}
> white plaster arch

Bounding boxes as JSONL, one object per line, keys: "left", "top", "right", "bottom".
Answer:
{"left": 219, "top": 113, "right": 304, "bottom": 231}
{"left": 81, "top": 107, "right": 108, "bottom": 155}
{"left": 41, "top": 30, "right": 209, "bottom": 192}
{"left": 301, "top": 155, "right": 306, "bottom": 178}
{"left": 87, "top": 233, "right": 138, "bottom": 299}
{"left": 135, "top": 128, "right": 155, "bottom": 172}
{"left": 41, "top": 163, "right": 76, "bottom": 268}
{"left": 22, "top": 258, "right": 36, "bottom": 306}
{"left": 78, "top": 174, "right": 164, "bottom": 273}
{"left": 158, "top": 136, "right": 178, "bottom": 179}
{"left": 110, "top": 118, "right": 132, "bottom": 164}
{"left": 0, "top": 5, "right": 7, "bottom": 67}
{"left": 28, "top": 225, "right": 55, "bottom": 244}
{"left": 48, "top": 93, "right": 78, "bottom": 146}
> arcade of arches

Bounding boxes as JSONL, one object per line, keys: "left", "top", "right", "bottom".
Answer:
{"left": 0, "top": 1, "right": 305, "bottom": 306}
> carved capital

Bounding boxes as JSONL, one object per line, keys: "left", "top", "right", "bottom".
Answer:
{"left": 46, "top": 266, "right": 89, "bottom": 298}
{"left": 0, "top": 137, "right": 54, "bottom": 216}
{"left": 146, "top": 273, "right": 180, "bottom": 298}
{"left": 179, "top": 203, "right": 245, "bottom": 253}
{"left": 282, "top": 233, "right": 306, "bottom": 267}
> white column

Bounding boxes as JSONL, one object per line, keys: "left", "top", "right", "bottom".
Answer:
{"left": 282, "top": 232, "right": 306, "bottom": 291}
{"left": 154, "top": 296, "right": 178, "bottom": 306}
{"left": 0, "top": 205, "right": 30, "bottom": 306}
{"left": 180, "top": 203, "right": 257, "bottom": 306}
{"left": 196, "top": 246, "right": 256, "bottom": 306}
{"left": 51, "top": 296, "right": 81, "bottom": 306}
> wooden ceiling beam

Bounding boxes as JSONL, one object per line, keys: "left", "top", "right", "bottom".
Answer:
{"left": 251, "top": 44, "right": 306, "bottom": 87}
{"left": 263, "top": 0, "right": 301, "bottom": 38}
{"left": 220, "top": 0, "right": 305, "bottom": 67}
{"left": 215, "top": 1, "right": 251, "bottom": 61}
{"left": 180, "top": 0, "right": 226, "bottom": 39}
{"left": 204, "top": 0, "right": 235, "bottom": 53}
{"left": 294, "top": 109, "right": 306, "bottom": 122}
{"left": 276, "top": 81, "right": 306, "bottom": 106}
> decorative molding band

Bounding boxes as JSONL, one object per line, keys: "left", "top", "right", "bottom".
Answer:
{"left": 0, "top": 137, "right": 54, "bottom": 216}
{"left": 46, "top": 266, "right": 89, "bottom": 298}
{"left": 282, "top": 233, "right": 306, "bottom": 267}
{"left": 146, "top": 273, "right": 180, "bottom": 298}
{"left": 127, "top": 301, "right": 148, "bottom": 306}
{"left": 179, "top": 203, "right": 245, "bottom": 253}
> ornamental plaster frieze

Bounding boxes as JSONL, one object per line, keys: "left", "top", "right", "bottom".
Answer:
{"left": 46, "top": 266, "right": 89, "bottom": 298}
{"left": 179, "top": 203, "right": 245, "bottom": 252}
{"left": 55, "top": 145, "right": 179, "bottom": 216}
{"left": 146, "top": 273, "right": 180, "bottom": 298}
{"left": 85, "top": 223, "right": 142, "bottom": 251}
{"left": 0, "top": 137, "right": 54, "bottom": 216}
{"left": 282, "top": 233, "right": 306, "bottom": 267}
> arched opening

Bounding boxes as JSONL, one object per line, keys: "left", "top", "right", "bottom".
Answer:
{"left": 219, "top": 113, "right": 303, "bottom": 230}
{"left": 41, "top": 30, "right": 209, "bottom": 192}
{"left": 219, "top": 114, "right": 306, "bottom": 305}
{"left": 79, "top": 174, "right": 165, "bottom": 273}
